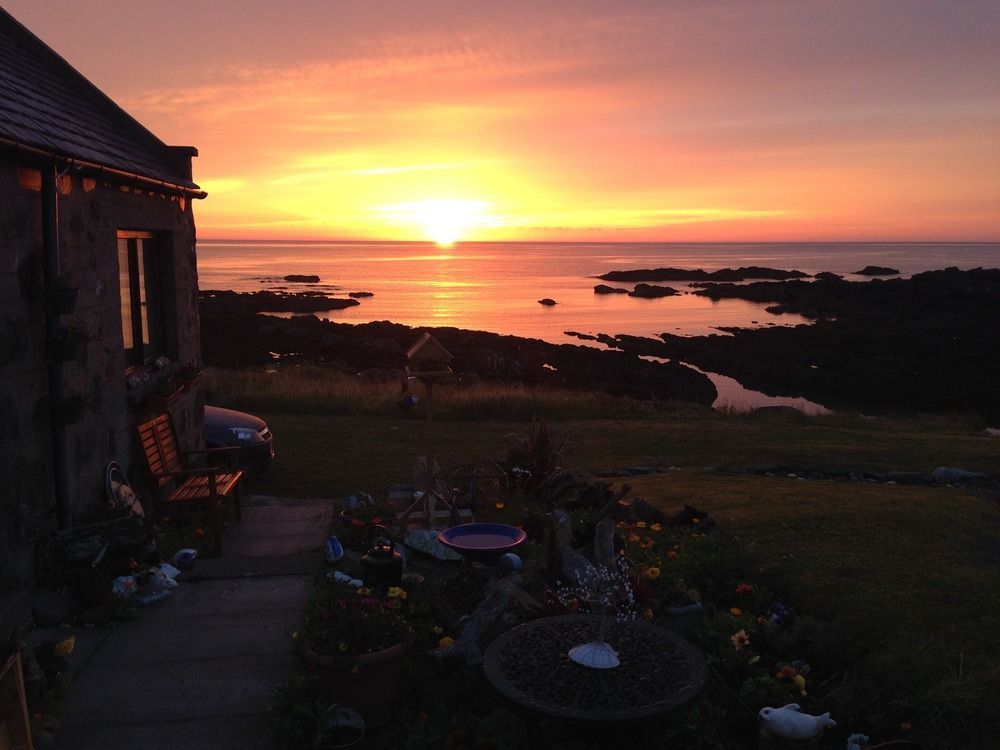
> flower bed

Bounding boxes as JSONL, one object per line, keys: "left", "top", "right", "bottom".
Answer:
{"left": 273, "top": 439, "right": 929, "bottom": 749}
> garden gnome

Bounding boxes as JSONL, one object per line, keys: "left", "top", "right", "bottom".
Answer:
{"left": 758, "top": 704, "right": 836, "bottom": 740}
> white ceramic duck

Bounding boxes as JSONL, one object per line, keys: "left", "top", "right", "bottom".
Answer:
{"left": 758, "top": 703, "right": 836, "bottom": 740}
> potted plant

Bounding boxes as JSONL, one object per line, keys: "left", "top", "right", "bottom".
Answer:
{"left": 300, "top": 578, "right": 414, "bottom": 726}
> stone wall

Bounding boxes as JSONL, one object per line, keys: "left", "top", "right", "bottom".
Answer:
{"left": 0, "top": 156, "right": 203, "bottom": 588}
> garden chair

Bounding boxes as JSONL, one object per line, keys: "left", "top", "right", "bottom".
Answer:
{"left": 136, "top": 413, "right": 243, "bottom": 555}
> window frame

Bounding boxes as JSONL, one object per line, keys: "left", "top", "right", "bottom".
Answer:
{"left": 117, "top": 230, "right": 167, "bottom": 370}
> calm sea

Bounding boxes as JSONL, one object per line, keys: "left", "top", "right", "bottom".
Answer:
{"left": 197, "top": 240, "right": 1000, "bottom": 412}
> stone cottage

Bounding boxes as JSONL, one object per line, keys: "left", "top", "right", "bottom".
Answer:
{"left": 0, "top": 8, "right": 207, "bottom": 591}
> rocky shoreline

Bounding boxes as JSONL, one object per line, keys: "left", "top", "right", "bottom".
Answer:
{"left": 199, "top": 266, "right": 1000, "bottom": 420}
{"left": 198, "top": 293, "right": 718, "bottom": 405}
{"left": 584, "top": 267, "right": 1000, "bottom": 420}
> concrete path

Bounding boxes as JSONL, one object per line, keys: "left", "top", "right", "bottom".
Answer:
{"left": 44, "top": 496, "right": 334, "bottom": 750}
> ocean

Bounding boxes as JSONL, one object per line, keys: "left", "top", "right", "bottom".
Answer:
{"left": 197, "top": 240, "right": 1000, "bottom": 412}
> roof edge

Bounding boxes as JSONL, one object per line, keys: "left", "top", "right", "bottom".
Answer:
{"left": 0, "top": 136, "right": 207, "bottom": 199}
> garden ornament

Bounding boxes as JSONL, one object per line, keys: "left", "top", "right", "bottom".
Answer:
{"left": 553, "top": 509, "right": 596, "bottom": 587}
{"left": 592, "top": 516, "right": 617, "bottom": 569}
{"left": 758, "top": 703, "right": 836, "bottom": 740}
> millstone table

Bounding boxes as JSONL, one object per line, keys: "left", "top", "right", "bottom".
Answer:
{"left": 482, "top": 614, "right": 707, "bottom": 722}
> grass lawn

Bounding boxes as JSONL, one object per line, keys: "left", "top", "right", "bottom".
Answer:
{"left": 211, "top": 369, "right": 1000, "bottom": 746}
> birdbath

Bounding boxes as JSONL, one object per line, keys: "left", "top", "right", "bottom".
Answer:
{"left": 438, "top": 522, "right": 527, "bottom": 565}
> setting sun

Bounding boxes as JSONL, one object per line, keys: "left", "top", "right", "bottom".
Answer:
{"left": 378, "top": 199, "right": 493, "bottom": 246}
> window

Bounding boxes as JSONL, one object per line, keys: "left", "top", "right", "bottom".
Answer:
{"left": 117, "top": 231, "right": 165, "bottom": 367}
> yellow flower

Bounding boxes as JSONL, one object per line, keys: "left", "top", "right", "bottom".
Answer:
{"left": 432, "top": 625, "right": 443, "bottom": 635}
{"left": 338, "top": 642, "right": 348, "bottom": 652}
{"left": 357, "top": 587, "right": 373, "bottom": 596}
{"left": 636, "top": 521, "right": 647, "bottom": 528}
{"left": 730, "top": 607, "right": 743, "bottom": 617}
{"left": 650, "top": 523, "right": 662, "bottom": 532}
{"left": 438, "top": 636, "right": 455, "bottom": 650}
{"left": 643, "top": 566, "right": 661, "bottom": 581}
{"left": 54, "top": 635, "right": 75, "bottom": 656}
{"left": 387, "top": 586, "right": 407, "bottom": 599}
{"left": 793, "top": 674, "right": 807, "bottom": 696}
{"left": 495, "top": 501, "right": 506, "bottom": 510}
{"left": 627, "top": 534, "right": 641, "bottom": 543}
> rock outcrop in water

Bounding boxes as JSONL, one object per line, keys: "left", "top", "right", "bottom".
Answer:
{"left": 628, "top": 283, "right": 680, "bottom": 298}
{"left": 598, "top": 266, "right": 810, "bottom": 282}
{"left": 201, "top": 289, "right": 359, "bottom": 313}
{"left": 853, "top": 266, "right": 900, "bottom": 276}
{"left": 283, "top": 274, "right": 321, "bottom": 283}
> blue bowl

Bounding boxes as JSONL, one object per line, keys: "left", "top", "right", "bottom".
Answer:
{"left": 438, "top": 523, "right": 527, "bottom": 564}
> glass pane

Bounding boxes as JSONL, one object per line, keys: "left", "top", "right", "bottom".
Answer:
{"left": 137, "top": 239, "right": 150, "bottom": 356}
{"left": 118, "top": 238, "right": 133, "bottom": 351}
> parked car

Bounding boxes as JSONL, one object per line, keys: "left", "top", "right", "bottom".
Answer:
{"left": 203, "top": 405, "right": 275, "bottom": 472}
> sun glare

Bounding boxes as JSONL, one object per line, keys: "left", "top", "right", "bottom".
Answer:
{"left": 378, "top": 199, "right": 492, "bottom": 247}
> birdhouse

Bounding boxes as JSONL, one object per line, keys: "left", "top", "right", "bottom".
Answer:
{"left": 406, "top": 332, "right": 454, "bottom": 380}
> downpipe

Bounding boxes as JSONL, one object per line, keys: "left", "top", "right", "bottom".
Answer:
{"left": 42, "top": 165, "right": 72, "bottom": 529}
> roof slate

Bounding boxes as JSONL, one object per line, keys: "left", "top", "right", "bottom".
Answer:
{"left": 0, "top": 8, "right": 199, "bottom": 190}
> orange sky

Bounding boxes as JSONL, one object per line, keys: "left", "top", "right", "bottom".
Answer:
{"left": 7, "top": 1, "right": 1000, "bottom": 242}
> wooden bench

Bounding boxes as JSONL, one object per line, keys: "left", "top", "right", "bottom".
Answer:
{"left": 137, "top": 413, "right": 243, "bottom": 556}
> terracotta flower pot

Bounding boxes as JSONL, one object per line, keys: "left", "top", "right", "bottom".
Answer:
{"left": 301, "top": 641, "right": 408, "bottom": 727}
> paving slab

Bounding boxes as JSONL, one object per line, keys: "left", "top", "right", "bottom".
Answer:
{"left": 57, "top": 713, "right": 274, "bottom": 750}
{"left": 52, "top": 498, "right": 336, "bottom": 750}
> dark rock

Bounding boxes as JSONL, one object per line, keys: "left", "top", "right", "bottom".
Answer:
{"left": 853, "top": 266, "right": 900, "bottom": 276}
{"left": 348, "top": 291, "right": 374, "bottom": 298}
{"left": 283, "top": 274, "right": 321, "bottom": 283}
{"left": 815, "top": 271, "right": 842, "bottom": 281}
{"left": 885, "top": 471, "right": 932, "bottom": 485}
{"left": 594, "top": 284, "right": 629, "bottom": 294}
{"left": 931, "top": 466, "right": 987, "bottom": 483}
{"left": 628, "top": 283, "right": 679, "bottom": 299}
{"left": 538, "top": 298, "right": 557, "bottom": 306}
{"left": 200, "top": 289, "right": 360, "bottom": 313}
{"left": 564, "top": 331, "right": 597, "bottom": 341}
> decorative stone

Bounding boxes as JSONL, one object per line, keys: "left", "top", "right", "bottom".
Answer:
{"left": 496, "top": 553, "right": 523, "bottom": 573}
{"left": 568, "top": 640, "right": 620, "bottom": 669}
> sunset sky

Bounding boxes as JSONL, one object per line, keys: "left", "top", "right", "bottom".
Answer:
{"left": 6, "top": 1, "right": 999, "bottom": 242}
